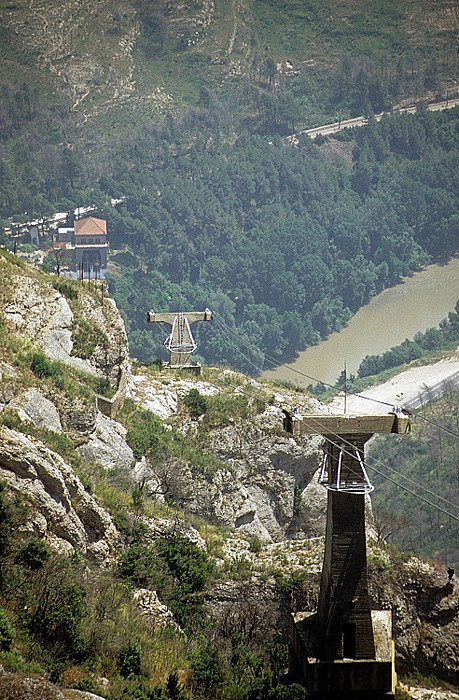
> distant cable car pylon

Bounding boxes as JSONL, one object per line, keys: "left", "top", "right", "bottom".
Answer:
{"left": 146, "top": 309, "right": 212, "bottom": 373}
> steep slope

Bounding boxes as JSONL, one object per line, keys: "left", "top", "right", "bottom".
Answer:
{"left": 0, "top": 252, "right": 458, "bottom": 698}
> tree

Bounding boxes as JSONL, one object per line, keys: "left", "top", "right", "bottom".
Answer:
{"left": 49, "top": 242, "right": 72, "bottom": 276}
{"left": 371, "top": 507, "right": 409, "bottom": 543}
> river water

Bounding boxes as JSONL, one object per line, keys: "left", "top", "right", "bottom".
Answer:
{"left": 263, "top": 257, "right": 459, "bottom": 387}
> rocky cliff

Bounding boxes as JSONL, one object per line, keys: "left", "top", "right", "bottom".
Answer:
{"left": 0, "top": 250, "right": 457, "bottom": 698}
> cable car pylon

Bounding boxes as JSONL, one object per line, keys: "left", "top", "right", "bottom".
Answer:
{"left": 147, "top": 309, "right": 212, "bottom": 374}
{"left": 283, "top": 410, "right": 411, "bottom": 699}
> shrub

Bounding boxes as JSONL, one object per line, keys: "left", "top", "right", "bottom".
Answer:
{"left": 248, "top": 536, "right": 262, "bottom": 554}
{"left": 71, "top": 316, "right": 109, "bottom": 359}
{"left": 120, "top": 542, "right": 156, "bottom": 586}
{"left": 183, "top": 389, "right": 208, "bottom": 418}
{"left": 203, "top": 392, "right": 248, "bottom": 428}
{"left": 0, "top": 608, "right": 14, "bottom": 651}
{"left": 26, "top": 559, "right": 87, "bottom": 658}
{"left": 190, "top": 642, "right": 223, "bottom": 694}
{"left": 395, "top": 688, "right": 412, "bottom": 700}
{"left": 125, "top": 409, "right": 170, "bottom": 460}
{"left": 52, "top": 279, "right": 79, "bottom": 300}
{"left": 157, "top": 536, "right": 213, "bottom": 594}
{"left": 30, "top": 352, "right": 57, "bottom": 379}
{"left": 119, "top": 639, "right": 142, "bottom": 678}
{"left": 14, "top": 538, "right": 51, "bottom": 571}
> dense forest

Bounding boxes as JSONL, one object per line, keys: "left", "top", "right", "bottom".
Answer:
{"left": 103, "top": 105, "right": 459, "bottom": 371}
{"left": 3, "top": 103, "right": 459, "bottom": 372}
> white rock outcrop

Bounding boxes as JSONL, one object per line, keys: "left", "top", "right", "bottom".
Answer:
{"left": 77, "top": 412, "right": 134, "bottom": 471}
{"left": 0, "top": 426, "right": 120, "bottom": 563}
{"left": 10, "top": 388, "right": 63, "bottom": 433}
{"left": 133, "top": 588, "right": 177, "bottom": 629}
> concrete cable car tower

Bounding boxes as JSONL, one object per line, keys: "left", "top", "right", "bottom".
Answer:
{"left": 147, "top": 309, "right": 212, "bottom": 373}
{"left": 284, "top": 411, "right": 410, "bottom": 699}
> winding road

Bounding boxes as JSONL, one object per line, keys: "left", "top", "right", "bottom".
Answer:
{"left": 328, "top": 357, "right": 459, "bottom": 415}
{"left": 291, "top": 96, "right": 459, "bottom": 142}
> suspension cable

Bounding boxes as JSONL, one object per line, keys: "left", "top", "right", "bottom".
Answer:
{"left": 213, "top": 312, "right": 459, "bottom": 438}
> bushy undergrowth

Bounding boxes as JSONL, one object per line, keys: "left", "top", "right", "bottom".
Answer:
{"left": 52, "top": 278, "right": 79, "bottom": 300}
{"left": 71, "top": 314, "right": 109, "bottom": 360}
{"left": 0, "top": 478, "right": 306, "bottom": 698}
{"left": 120, "top": 535, "right": 214, "bottom": 628}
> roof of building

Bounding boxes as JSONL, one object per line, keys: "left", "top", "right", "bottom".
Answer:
{"left": 74, "top": 217, "right": 107, "bottom": 236}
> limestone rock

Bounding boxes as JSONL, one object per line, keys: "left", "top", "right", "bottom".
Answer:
{"left": 0, "top": 362, "right": 18, "bottom": 406}
{"left": 0, "top": 426, "right": 120, "bottom": 563}
{"left": 59, "top": 395, "right": 97, "bottom": 434}
{"left": 10, "top": 388, "right": 63, "bottom": 433}
{"left": 407, "top": 688, "right": 459, "bottom": 699}
{"left": 4, "top": 275, "right": 91, "bottom": 373}
{"left": 133, "top": 588, "right": 177, "bottom": 629}
{"left": 77, "top": 412, "right": 134, "bottom": 470}
{"left": 370, "top": 556, "right": 459, "bottom": 685}
{"left": 129, "top": 373, "right": 219, "bottom": 419}
{"left": 145, "top": 404, "right": 325, "bottom": 543}
{"left": 295, "top": 474, "right": 327, "bottom": 538}
{"left": 3, "top": 270, "right": 130, "bottom": 381}
{"left": 140, "top": 516, "right": 207, "bottom": 550}
{"left": 0, "top": 672, "right": 65, "bottom": 700}
{"left": 65, "top": 691, "right": 107, "bottom": 700}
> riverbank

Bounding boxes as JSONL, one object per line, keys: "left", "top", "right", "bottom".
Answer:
{"left": 263, "top": 257, "right": 459, "bottom": 387}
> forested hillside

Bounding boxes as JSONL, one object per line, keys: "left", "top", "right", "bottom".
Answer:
{"left": 106, "top": 106, "right": 459, "bottom": 370}
{"left": 1, "top": 0, "right": 459, "bottom": 371}
{"left": 370, "top": 390, "right": 459, "bottom": 568}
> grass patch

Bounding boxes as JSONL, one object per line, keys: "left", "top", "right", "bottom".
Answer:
{"left": 52, "top": 278, "right": 79, "bottom": 300}
{"left": 71, "top": 315, "right": 109, "bottom": 360}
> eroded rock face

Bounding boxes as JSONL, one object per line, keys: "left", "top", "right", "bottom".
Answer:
{"left": 77, "top": 412, "right": 134, "bottom": 471}
{"left": 4, "top": 276, "right": 91, "bottom": 373}
{"left": 137, "top": 401, "right": 326, "bottom": 543}
{"left": 0, "top": 426, "right": 120, "bottom": 563}
{"left": 3, "top": 270, "right": 130, "bottom": 382}
{"left": 10, "top": 388, "right": 63, "bottom": 433}
{"left": 370, "top": 556, "right": 459, "bottom": 685}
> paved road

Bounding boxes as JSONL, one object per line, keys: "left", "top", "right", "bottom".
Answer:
{"left": 328, "top": 357, "right": 459, "bottom": 415}
{"left": 292, "top": 97, "right": 459, "bottom": 142}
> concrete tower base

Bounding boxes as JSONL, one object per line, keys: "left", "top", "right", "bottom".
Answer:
{"left": 290, "top": 609, "right": 397, "bottom": 699}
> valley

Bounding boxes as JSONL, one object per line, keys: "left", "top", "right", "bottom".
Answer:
{"left": 0, "top": 1, "right": 459, "bottom": 697}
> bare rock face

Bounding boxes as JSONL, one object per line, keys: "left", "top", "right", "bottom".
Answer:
{"left": 3, "top": 270, "right": 130, "bottom": 382}
{"left": 129, "top": 373, "right": 220, "bottom": 419}
{"left": 10, "top": 388, "right": 63, "bottom": 433}
{"left": 140, "top": 402, "right": 326, "bottom": 543}
{"left": 370, "top": 556, "right": 459, "bottom": 685}
{"left": 4, "top": 275, "right": 91, "bottom": 373}
{"left": 295, "top": 475, "right": 328, "bottom": 538}
{"left": 0, "top": 426, "right": 120, "bottom": 563}
{"left": 77, "top": 412, "right": 134, "bottom": 471}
